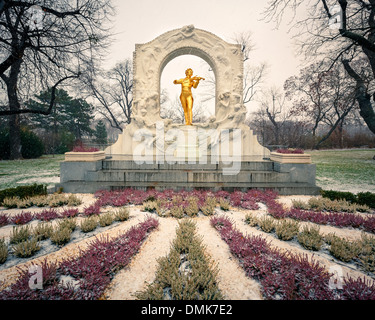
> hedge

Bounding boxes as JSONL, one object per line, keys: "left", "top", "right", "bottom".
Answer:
{"left": 0, "top": 184, "right": 47, "bottom": 204}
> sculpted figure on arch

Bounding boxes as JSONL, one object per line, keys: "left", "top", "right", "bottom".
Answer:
{"left": 173, "top": 68, "right": 205, "bottom": 126}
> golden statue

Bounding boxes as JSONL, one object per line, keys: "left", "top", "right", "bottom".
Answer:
{"left": 173, "top": 68, "right": 205, "bottom": 125}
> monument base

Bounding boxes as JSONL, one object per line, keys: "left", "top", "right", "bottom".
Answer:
{"left": 55, "top": 157, "right": 320, "bottom": 196}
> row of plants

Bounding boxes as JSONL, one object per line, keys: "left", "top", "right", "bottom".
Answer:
{"left": 1, "top": 193, "right": 82, "bottom": 209}
{"left": 211, "top": 215, "right": 375, "bottom": 300}
{"left": 0, "top": 208, "right": 79, "bottom": 227}
{"left": 94, "top": 188, "right": 278, "bottom": 212}
{"left": 321, "top": 190, "right": 375, "bottom": 209}
{"left": 263, "top": 195, "right": 375, "bottom": 234}
{"left": 141, "top": 195, "right": 229, "bottom": 218}
{"left": 0, "top": 184, "right": 47, "bottom": 204}
{"left": 135, "top": 219, "right": 223, "bottom": 300}
{"left": 245, "top": 212, "right": 375, "bottom": 275}
{"left": 292, "top": 197, "right": 371, "bottom": 213}
{"left": 0, "top": 216, "right": 159, "bottom": 300}
{"left": 0, "top": 208, "right": 130, "bottom": 264}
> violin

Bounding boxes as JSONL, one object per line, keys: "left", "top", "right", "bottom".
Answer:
{"left": 191, "top": 76, "right": 205, "bottom": 81}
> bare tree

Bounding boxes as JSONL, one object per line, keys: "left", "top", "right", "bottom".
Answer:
{"left": 86, "top": 59, "right": 133, "bottom": 132}
{"left": 201, "top": 31, "right": 268, "bottom": 107}
{"left": 284, "top": 60, "right": 358, "bottom": 148}
{"left": 0, "top": 0, "right": 114, "bottom": 159}
{"left": 256, "top": 86, "right": 287, "bottom": 146}
{"left": 263, "top": 0, "right": 375, "bottom": 135}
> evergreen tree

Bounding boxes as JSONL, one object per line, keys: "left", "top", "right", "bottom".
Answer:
{"left": 27, "top": 88, "right": 94, "bottom": 140}
{"left": 26, "top": 88, "right": 95, "bottom": 153}
{"left": 94, "top": 120, "right": 108, "bottom": 145}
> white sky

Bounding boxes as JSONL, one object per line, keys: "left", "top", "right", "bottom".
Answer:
{"left": 103, "top": 0, "right": 305, "bottom": 115}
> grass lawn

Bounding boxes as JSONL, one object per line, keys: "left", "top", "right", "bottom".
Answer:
{"left": 0, "top": 150, "right": 374, "bottom": 193}
{"left": 309, "top": 148, "right": 375, "bottom": 194}
{"left": 0, "top": 154, "right": 64, "bottom": 190}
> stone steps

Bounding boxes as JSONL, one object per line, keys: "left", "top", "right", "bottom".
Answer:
{"left": 102, "top": 160, "right": 274, "bottom": 171}
{"left": 56, "top": 159, "right": 321, "bottom": 195}
{"left": 56, "top": 181, "right": 319, "bottom": 195}
{"left": 86, "top": 169, "right": 291, "bottom": 184}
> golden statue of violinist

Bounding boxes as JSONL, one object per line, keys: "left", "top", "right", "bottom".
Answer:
{"left": 173, "top": 68, "right": 205, "bottom": 125}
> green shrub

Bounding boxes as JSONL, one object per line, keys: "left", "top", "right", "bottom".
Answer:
{"left": 0, "top": 239, "right": 8, "bottom": 264}
{"left": 321, "top": 189, "right": 375, "bottom": 209}
{"left": 0, "top": 127, "right": 44, "bottom": 160}
{"left": 80, "top": 216, "right": 98, "bottom": 233}
{"left": 185, "top": 197, "right": 200, "bottom": 217}
{"left": 307, "top": 197, "right": 370, "bottom": 213}
{"left": 275, "top": 220, "right": 300, "bottom": 241}
{"left": 57, "top": 218, "right": 77, "bottom": 231}
{"left": 142, "top": 201, "right": 158, "bottom": 212}
{"left": 20, "top": 128, "right": 45, "bottom": 159}
{"left": 321, "top": 190, "right": 357, "bottom": 203}
{"left": 200, "top": 197, "right": 217, "bottom": 216}
{"left": 2, "top": 197, "right": 19, "bottom": 209}
{"left": 244, "top": 212, "right": 259, "bottom": 227}
{"left": 357, "top": 192, "right": 375, "bottom": 209}
{"left": 291, "top": 199, "right": 310, "bottom": 210}
{"left": 114, "top": 207, "right": 130, "bottom": 222}
{"left": 169, "top": 205, "right": 185, "bottom": 219}
{"left": 297, "top": 225, "right": 323, "bottom": 251}
{"left": 258, "top": 216, "right": 275, "bottom": 233}
{"left": 12, "top": 237, "right": 41, "bottom": 258}
{"left": 218, "top": 198, "right": 230, "bottom": 211}
{"left": 33, "top": 222, "right": 53, "bottom": 240}
{"left": 50, "top": 227, "right": 72, "bottom": 246}
{"left": 135, "top": 219, "right": 223, "bottom": 300}
{"left": 357, "top": 233, "right": 375, "bottom": 273}
{"left": 66, "top": 194, "right": 82, "bottom": 206}
{"left": 98, "top": 212, "right": 115, "bottom": 227}
{"left": 10, "top": 225, "right": 32, "bottom": 244}
{"left": 328, "top": 235, "right": 360, "bottom": 263}
{"left": 0, "top": 184, "right": 47, "bottom": 204}
{"left": 32, "top": 195, "right": 50, "bottom": 207}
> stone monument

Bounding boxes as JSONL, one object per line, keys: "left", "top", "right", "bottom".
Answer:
{"left": 56, "top": 25, "right": 320, "bottom": 195}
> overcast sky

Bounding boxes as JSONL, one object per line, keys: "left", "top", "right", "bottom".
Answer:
{"left": 103, "top": 0, "right": 306, "bottom": 115}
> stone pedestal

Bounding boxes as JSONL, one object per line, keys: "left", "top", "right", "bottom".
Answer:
{"left": 174, "top": 125, "right": 200, "bottom": 162}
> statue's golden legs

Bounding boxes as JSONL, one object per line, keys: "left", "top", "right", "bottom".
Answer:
{"left": 180, "top": 93, "right": 193, "bottom": 125}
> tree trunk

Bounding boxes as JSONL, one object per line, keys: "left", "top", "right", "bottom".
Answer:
{"left": 7, "top": 60, "right": 22, "bottom": 160}
{"left": 342, "top": 60, "right": 375, "bottom": 135}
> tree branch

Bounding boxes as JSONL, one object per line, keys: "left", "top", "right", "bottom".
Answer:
{"left": 0, "top": 73, "right": 80, "bottom": 116}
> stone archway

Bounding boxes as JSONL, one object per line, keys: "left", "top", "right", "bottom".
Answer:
{"left": 106, "top": 25, "right": 270, "bottom": 160}
{"left": 132, "top": 25, "right": 244, "bottom": 122}
{"left": 158, "top": 46, "right": 218, "bottom": 116}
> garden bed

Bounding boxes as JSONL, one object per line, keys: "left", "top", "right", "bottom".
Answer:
{"left": 0, "top": 188, "right": 375, "bottom": 300}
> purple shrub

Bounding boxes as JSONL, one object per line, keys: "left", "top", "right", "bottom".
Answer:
{"left": 83, "top": 201, "right": 101, "bottom": 216}
{"left": 341, "top": 277, "right": 375, "bottom": 300}
{"left": 0, "top": 259, "right": 61, "bottom": 300}
{"left": 363, "top": 216, "right": 375, "bottom": 233}
{"left": 0, "top": 213, "right": 10, "bottom": 227}
{"left": 215, "top": 190, "right": 230, "bottom": 200}
{"left": 0, "top": 217, "right": 159, "bottom": 300}
{"left": 59, "top": 208, "right": 79, "bottom": 219}
{"left": 229, "top": 191, "right": 243, "bottom": 207}
{"left": 210, "top": 216, "right": 374, "bottom": 300}
{"left": 267, "top": 200, "right": 287, "bottom": 219}
{"left": 276, "top": 148, "right": 304, "bottom": 154}
{"left": 241, "top": 200, "right": 259, "bottom": 210}
{"left": 9, "top": 211, "right": 34, "bottom": 225}
{"left": 285, "top": 208, "right": 375, "bottom": 234}
{"left": 34, "top": 208, "right": 60, "bottom": 222}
